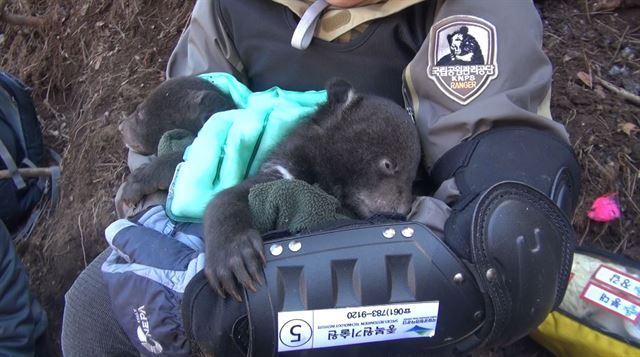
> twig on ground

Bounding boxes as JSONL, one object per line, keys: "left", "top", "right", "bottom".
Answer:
{"left": 544, "top": 31, "right": 566, "bottom": 44}
{"left": 564, "top": 108, "right": 577, "bottom": 126}
{"left": 609, "top": 25, "right": 629, "bottom": 65}
{"left": 588, "top": 152, "right": 615, "bottom": 181}
{"left": 574, "top": 11, "right": 614, "bottom": 16}
{"left": 582, "top": 50, "right": 593, "bottom": 88}
{"left": 77, "top": 215, "right": 88, "bottom": 268}
{"left": 0, "top": 167, "right": 56, "bottom": 179}
{"left": 585, "top": 0, "right": 593, "bottom": 22}
{"left": 594, "top": 76, "right": 640, "bottom": 105}
{"left": 595, "top": 19, "right": 622, "bottom": 35}
{"left": 593, "top": 222, "right": 610, "bottom": 246}
{"left": 614, "top": 219, "right": 628, "bottom": 253}
{"left": 619, "top": 152, "right": 638, "bottom": 197}
{"left": 593, "top": 0, "right": 640, "bottom": 11}
{"left": 0, "top": 0, "right": 46, "bottom": 27}
{"left": 579, "top": 219, "right": 591, "bottom": 245}
{"left": 621, "top": 187, "right": 640, "bottom": 216}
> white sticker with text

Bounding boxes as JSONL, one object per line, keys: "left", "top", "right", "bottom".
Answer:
{"left": 277, "top": 301, "right": 439, "bottom": 352}
{"left": 593, "top": 265, "right": 640, "bottom": 299}
{"left": 581, "top": 283, "right": 640, "bottom": 322}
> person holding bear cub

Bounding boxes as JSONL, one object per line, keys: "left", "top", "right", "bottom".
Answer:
{"left": 62, "top": 1, "right": 580, "bottom": 356}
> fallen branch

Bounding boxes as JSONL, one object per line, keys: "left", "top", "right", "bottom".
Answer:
{"left": 0, "top": 0, "right": 46, "bottom": 27}
{"left": 0, "top": 167, "right": 56, "bottom": 179}
{"left": 593, "top": 0, "right": 640, "bottom": 11}
{"left": 594, "top": 76, "right": 640, "bottom": 106}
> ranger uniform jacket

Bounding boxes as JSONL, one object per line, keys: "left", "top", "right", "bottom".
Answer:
{"left": 165, "top": 0, "right": 574, "bottom": 250}
{"left": 166, "top": 0, "right": 570, "bottom": 172}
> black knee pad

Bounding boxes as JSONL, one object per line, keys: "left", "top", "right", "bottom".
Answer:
{"left": 469, "top": 182, "right": 575, "bottom": 346}
{"left": 431, "top": 127, "right": 581, "bottom": 346}
{"left": 432, "top": 127, "right": 580, "bottom": 260}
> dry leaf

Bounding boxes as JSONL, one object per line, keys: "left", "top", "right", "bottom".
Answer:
{"left": 619, "top": 122, "right": 639, "bottom": 136}
{"left": 577, "top": 71, "right": 593, "bottom": 88}
{"left": 93, "top": 56, "right": 103, "bottom": 70}
{"left": 594, "top": 85, "right": 607, "bottom": 99}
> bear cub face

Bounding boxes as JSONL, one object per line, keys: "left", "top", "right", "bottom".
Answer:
{"left": 279, "top": 79, "right": 421, "bottom": 218}
{"left": 119, "top": 76, "right": 236, "bottom": 155}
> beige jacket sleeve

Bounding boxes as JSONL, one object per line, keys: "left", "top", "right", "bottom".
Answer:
{"left": 166, "top": 0, "right": 246, "bottom": 82}
{"left": 404, "top": 0, "right": 569, "bottom": 169}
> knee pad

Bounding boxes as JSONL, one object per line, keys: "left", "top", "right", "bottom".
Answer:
{"left": 432, "top": 126, "right": 581, "bottom": 219}
{"left": 433, "top": 127, "right": 580, "bottom": 261}
{"left": 469, "top": 181, "right": 575, "bottom": 346}
{"left": 431, "top": 127, "right": 581, "bottom": 346}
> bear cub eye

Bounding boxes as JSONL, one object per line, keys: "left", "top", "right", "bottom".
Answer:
{"left": 378, "top": 157, "right": 397, "bottom": 176}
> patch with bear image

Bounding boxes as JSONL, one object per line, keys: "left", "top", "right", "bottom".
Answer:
{"left": 427, "top": 16, "right": 498, "bottom": 105}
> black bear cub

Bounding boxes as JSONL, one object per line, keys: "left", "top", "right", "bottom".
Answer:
{"left": 118, "top": 76, "right": 236, "bottom": 205}
{"left": 205, "top": 79, "right": 421, "bottom": 301}
{"left": 119, "top": 76, "right": 235, "bottom": 155}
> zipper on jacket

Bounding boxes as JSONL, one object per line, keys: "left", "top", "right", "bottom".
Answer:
{"left": 244, "top": 115, "right": 269, "bottom": 178}
{"left": 402, "top": 65, "right": 418, "bottom": 124}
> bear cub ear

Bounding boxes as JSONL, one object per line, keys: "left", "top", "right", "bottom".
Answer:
{"left": 326, "top": 78, "right": 354, "bottom": 106}
{"left": 185, "top": 90, "right": 211, "bottom": 105}
{"left": 314, "top": 78, "right": 358, "bottom": 128}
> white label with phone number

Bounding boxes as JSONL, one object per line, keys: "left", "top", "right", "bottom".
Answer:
{"left": 277, "top": 301, "right": 439, "bottom": 352}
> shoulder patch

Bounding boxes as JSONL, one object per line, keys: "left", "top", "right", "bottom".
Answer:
{"left": 427, "top": 15, "right": 498, "bottom": 105}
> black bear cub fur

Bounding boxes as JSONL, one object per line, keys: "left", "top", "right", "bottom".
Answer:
{"left": 119, "top": 76, "right": 235, "bottom": 155}
{"left": 118, "top": 76, "right": 235, "bottom": 205}
{"left": 204, "top": 79, "right": 421, "bottom": 301}
{"left": 117, "top": 77, "right": 421, "bottom": 301}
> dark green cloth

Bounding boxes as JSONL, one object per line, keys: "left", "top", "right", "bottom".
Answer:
{"left": 157, "top": 129, "right": 194, "bottom": 157}
{"left": 249, "top": 179, "right": 350, "bottom": 233}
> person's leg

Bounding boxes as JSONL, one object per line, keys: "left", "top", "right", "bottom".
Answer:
{"left": 61, "top": 249, "right": 139, "bottom": 357}
{"left": 63, "top": 149, "right": 172, "bottom": 356}
{"left": 0, "top": 220, "right": 48, "bottom": 357}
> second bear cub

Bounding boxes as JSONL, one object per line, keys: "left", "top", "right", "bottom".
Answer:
{"left": 204, "top": 79, "right": 421, "bottom": 301}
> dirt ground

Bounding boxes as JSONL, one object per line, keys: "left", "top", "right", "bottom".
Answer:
{"left": 1, "top": 0, "right": 639, "bottom": 355}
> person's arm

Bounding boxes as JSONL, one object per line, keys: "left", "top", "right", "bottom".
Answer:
{"left": 406, "top": 0, "right": 580, "bottom": 347}
{"left": 406, "top": 0, "right": 568, "bottom": 168}
{"left": 0, "top": 221, "right": 47, "bottom": 357}
{"left": 166, "top": 0, "right": 247, "bottom": 81}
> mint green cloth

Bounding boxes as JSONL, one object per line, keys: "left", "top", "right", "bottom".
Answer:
{"left": 167, "top": 72, "right": 327, "bottom": 222}
{"left": 249, "top": 179, "right": 350, "bottom": 233}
